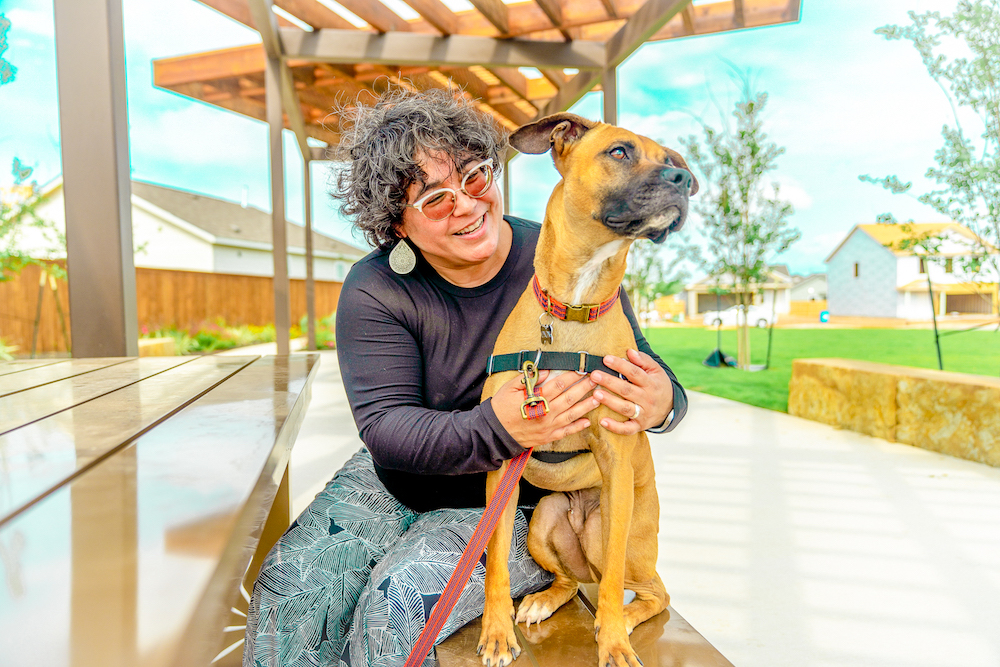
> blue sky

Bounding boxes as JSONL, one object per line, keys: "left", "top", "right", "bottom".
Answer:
{"left": 0, "top": 0, "right": 970, "bottom": 275}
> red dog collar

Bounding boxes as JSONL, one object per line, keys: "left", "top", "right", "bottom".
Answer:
{"left": 532, "top": 274, "right": 620, "bottom": 323}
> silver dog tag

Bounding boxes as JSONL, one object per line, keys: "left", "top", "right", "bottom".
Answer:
{"left": 540, "top": 322, "right": 553, "bottom": 345}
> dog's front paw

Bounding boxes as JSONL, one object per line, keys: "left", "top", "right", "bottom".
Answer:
{"left": 596, "top": 625, "right": 643, "bottom": 667}
{"left": 477, "top": 613, "right": 520, "bottom": 667}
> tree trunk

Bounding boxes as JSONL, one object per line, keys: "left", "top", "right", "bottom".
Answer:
{"left": 737, "top": 291, "right": 750, "bottom": 369}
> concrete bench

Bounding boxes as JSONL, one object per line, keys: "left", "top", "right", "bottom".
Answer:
{"left": 788, "top": 358, "right": 1000, "bottom": 466}
{"left": 0, "top": 354, "right": 319, "bottom": 666}
{"left": 437, "top": 584, "right": 733, "bottom": 666}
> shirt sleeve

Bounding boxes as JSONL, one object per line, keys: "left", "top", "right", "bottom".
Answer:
{"left": 335, "top": 267, "right": 524, "bottom": 476}
{"left": 619, "top": 291, "right": 688, "bottom": 433}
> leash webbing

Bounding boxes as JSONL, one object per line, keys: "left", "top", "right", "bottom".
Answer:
{"left": 403, "top": 447, "right": 533, "bottom": 667}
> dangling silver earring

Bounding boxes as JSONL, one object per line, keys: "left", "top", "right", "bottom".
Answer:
{"left": 389, "top": 238, "right": 416, "bottom": 275}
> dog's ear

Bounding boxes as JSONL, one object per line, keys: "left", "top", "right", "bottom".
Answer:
{"left": 663, "top": 146, "right": 700, "bottom": 196}
{"left": 510, "top": 113, "right": 597, "bottom": 156}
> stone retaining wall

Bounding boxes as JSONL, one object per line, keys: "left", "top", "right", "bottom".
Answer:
{"left": 788, "top": 358, "right": 1000, "bottom": 467}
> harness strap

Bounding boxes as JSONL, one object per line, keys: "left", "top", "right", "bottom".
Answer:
{"left": 486, "top": 350, "right": 621, "bottom": 378}
{"left": 403, "top": 447, "right": 533, "bottom": 667}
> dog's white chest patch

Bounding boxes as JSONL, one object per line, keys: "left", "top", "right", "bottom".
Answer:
{"left": 572, "top": 240, "right": 624, "bottom": 304}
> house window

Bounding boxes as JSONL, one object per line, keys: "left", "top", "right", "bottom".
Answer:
{"left": 945, "top": 258, "right": 953, "bottom": 273}
{"left": 919, "top": 257, "right": 926, "bottom": 273}
{"left": 854, "top": 263, "right": 859, "bottom": 277}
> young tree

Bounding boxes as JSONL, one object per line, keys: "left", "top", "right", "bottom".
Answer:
{"left": 680, "top": 73, "right": 799, "bottom": 369}
{"left": 861, "top": 0, "right": 1000, "bottom": 283}
{"left": 622, "top": 241, "right": 687, "bottom": 329}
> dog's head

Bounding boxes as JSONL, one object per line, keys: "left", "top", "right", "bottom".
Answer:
{"left": 510, "top": 113, "right": 698, "bottom": 244}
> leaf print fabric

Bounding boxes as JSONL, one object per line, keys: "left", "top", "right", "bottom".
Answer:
{"left": 244, "top": 447, "right": 552, "bottom": 667}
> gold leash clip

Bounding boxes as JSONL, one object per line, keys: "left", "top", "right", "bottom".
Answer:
{"left": 519, "top": 359, "right": 549, "bottom": 419}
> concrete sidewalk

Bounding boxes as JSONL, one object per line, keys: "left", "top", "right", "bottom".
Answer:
{"left": 224, "top": 347, "right": 1000, "bottom": 667}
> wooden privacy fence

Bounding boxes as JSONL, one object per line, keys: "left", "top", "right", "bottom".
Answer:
{"left": 789, "top": 300, "right": 828, "bottom": 319}
{"left": 0, "top": 263, "right": 344, "bottom": 355}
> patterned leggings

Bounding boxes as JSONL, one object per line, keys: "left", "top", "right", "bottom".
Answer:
{"left": 243, "top": 447, "right": 553, "bottom": 667}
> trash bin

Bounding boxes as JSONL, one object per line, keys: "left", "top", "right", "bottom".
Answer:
{"left": 819, "top": 310, "right": 830, "bottom": 323}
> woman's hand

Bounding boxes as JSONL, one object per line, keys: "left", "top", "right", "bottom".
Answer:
{"left": 492, "top": 370, "right": 598, "bottom": 450}
{"left": 591, "top": 349, "right": 674, "bottom": 435}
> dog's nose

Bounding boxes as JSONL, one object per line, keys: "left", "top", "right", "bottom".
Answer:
{"left": 661, "top": 167, "right": 692, "bottom": 192}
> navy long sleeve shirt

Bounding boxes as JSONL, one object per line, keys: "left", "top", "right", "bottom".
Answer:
{"left": 335, "top": 216, "right": 687, "bottom": 511}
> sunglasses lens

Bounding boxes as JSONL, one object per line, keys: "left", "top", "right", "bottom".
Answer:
{"left": 463, "top": 163, "right": 493, "bottom": 197}
{"left": 420, "top": 190, "right": 456, "bottom": 220}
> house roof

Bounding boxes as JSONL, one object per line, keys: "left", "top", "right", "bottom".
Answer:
{"left": 686, "top": 268, "right": 794, "bottom": 291}
{"left": 791, "top": 272, "right": 826, "bottom": 285}
{"left": 825, "top": 222, "right": 994, "bottom": 263}
{"left": 131, "top": 181, "right": 366, "bottom": 258}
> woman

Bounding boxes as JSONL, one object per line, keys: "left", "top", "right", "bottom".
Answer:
{"left": 244, "top": 87, "right": 687, "bottom": 667}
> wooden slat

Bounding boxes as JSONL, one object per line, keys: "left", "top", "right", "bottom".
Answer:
{"left": 403, "top": 0, "right": 461, "bottom": 35}
{"left": 198, "top": 0, "right": 297, "bottom": 29}
{"left": 600, "top": 0, "right": 621, "bottom": 19}
{"left": 0, "top": 357, "right": 195, "bottom": 434}
{"left": 280, "top": 28, "right": 607, "bottom": 70}
{"left": 0, "top": 355, "right": 258, "bottom": 524}
{"left": 275, "top": 0, "right": 356, "bottom": 29}
{"left": 606, "top": 0, "right": 690, "bottom": 68}
{"left": 335, "top": 0, "right": 412, "bottom": 32}
{"left": 0, "top": 358, "right": 132, "bottom": 397}
{"left": 439, "top": 588, "right": 734, "bottom": 666}
{"left": 0, "top": 354, "right": 319, "bottom": 667}
{"left": 468, "top": 0, "right": 509, "bottom": 34}
{"left": 0, "top": 360, "right": 67, "bottom": 377}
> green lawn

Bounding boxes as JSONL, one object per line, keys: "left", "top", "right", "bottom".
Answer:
{"left": 645, "top": 326, "right": 1000, "bottom": 412}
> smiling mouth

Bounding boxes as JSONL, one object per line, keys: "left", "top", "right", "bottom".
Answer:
{"left": 455, "top": 214, "right": 485, "bottom": 236}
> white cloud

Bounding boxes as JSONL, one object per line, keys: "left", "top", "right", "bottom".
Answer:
{"left": 2, "top": 7, "right": 53, "bottom": 39}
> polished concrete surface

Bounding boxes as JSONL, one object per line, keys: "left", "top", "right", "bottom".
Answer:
{"left": 227, "top": 346, "right": 1000, "bottom": 667}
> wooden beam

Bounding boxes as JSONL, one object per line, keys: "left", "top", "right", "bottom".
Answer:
{"left": 733, "top": 0, "right": 745, "bottom": 27}
{"left": 334, "top": 0, "right": 412, "bottom": 32}
{"left": 274, "top": 0, "right": 355, "bottom": 30}
{"left": 605, "top": 0, "right": 690, "bottom": 68}
{"left": 540, "top": 68, "right": 567, "bottom": 89}
{"left": 154, "top": 44, "right": 267, "bottom": 87}
{"left": 280, "top": 28, "right": 606, "bottom": 70}
{"left": 680, "top": 3, "right": 695, "bottom": 34}
{"left": 248, "top": 0, "right": 310, "bottom": 158}
{"left": 197, "top": 0, "right": 296, "bottom": 29}
{"left": 599, "top": 0, "right": 620, "bottom": 19}
{"left": 402, "top": 0, "right": 460, "bottom": 34}
{"left": 467, "top": 0, "right": 509, "bottom": 34}
{"left": 536, "top": 69, "right": 601, "bottom": 118}
{"left": 532, "top": 0, "right": 572, "bottom": 40}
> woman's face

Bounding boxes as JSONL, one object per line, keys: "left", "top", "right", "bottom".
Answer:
{"left": 397, "top": 150, "right": 506, "bottom": 279}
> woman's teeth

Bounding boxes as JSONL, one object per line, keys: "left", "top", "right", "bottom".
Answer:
{"left": 455, "top": 215, "right": 485, "bottom": 236}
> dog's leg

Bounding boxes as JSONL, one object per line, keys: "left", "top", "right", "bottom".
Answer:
{"left": 516, "top": 492, "right": 591, "bottom": 626}
{"left": 622, "top": 438, "right": 668, "bottom": 633}
{"left": 591, "top": 429, "right": 642, "bottom": 667}
{"left": 478, "top": 463, "right": 521, "bottom": 667}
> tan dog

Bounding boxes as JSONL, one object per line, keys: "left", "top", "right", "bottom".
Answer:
{"left": 477, "top": 113, "right": 697, "bottom": 667}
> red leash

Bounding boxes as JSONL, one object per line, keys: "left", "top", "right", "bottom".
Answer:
{"left": 403, "top": 447, "right": 533, "bottom": 667}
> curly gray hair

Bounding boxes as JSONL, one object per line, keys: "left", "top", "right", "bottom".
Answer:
{"left": 332, "top": 87, "right": 508, "bottom": 249}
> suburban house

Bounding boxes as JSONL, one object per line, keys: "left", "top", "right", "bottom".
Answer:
{"left": 28, "top": 178, "right": 367, "bottom": 278}
{"left": 826, "top": 223, "right": 999, "bottom": 318}
{"left": 683, "top": 266, "right": 794, "bottom": 315}
{"left": 790, "top": 273, "right": 827, "bottom": 301}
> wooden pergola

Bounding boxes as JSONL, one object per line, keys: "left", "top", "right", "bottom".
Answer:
{"left": 54, "top": 0, "right": 800, "bottom": 357}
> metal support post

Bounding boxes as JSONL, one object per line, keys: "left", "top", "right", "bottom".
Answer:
{"left": 54, "top": 0, "right": 138, "bottom": 357}
{"left": 266, "top": 55, "right": 291, "bottom": 356}
{"left": 602, "top": 67, "right": 618, "bottom": 126}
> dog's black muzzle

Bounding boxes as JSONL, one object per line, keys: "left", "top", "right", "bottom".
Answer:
{"left": 601, "top": 167, "right": 693, "bottom": 243}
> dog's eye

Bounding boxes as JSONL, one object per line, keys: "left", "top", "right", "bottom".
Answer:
{"left": 609, "top": 147, "right": 628, "bottom": 160}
